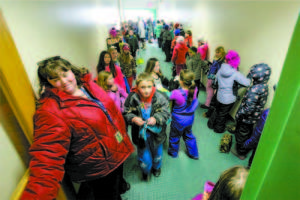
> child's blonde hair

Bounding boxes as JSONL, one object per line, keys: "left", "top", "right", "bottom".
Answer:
{"left": 97, "top": 71, "right": 112, "bottom": 91}
{"left": 135, "top": 72, "right": 154, "bottom": 86}
{"left": 215, "top": 46, "right": 226, "bottom": 61}
{"left": 180, "top": 69, "right": 196, "bottom": 104}
{"left": 208, "top": 166, "right": 249, "bottom": 200}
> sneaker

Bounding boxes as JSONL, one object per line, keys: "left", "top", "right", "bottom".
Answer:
{"left": 142, "top": 173, "right": 150, "bottom": 181}
{"left": 119, "top": 181, "right": 130, "bottom": 194}
{"left": 200, "top": 104, "right": 210, "bottom": 109}
{"left": 187, "top": 154, "right": 199, "bottom": 160}
{"left": 231, "top": 147, "right": 246, "bottom": 160}
{"left": 152, "top": 168, "right": 161, "bottom": 177}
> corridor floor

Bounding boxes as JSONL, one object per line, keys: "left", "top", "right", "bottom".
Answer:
{"left": 121, "top": 40, "right": 249, "bottom": 200}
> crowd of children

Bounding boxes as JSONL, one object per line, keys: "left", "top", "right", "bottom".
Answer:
{"left": 99, "top": 17, "right": 273, "bottom": 192}
{"left": 23, "top": 17, "right": 274, "bottom": 199}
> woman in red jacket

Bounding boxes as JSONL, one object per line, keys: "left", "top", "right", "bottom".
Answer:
{"left": 21, "top": 56, "right": 134, "bottom": 200}
{"left": 172, "top": 36, "right": 189, "bottom": 75}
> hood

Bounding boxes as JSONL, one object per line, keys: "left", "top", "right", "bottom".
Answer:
{"left": 175, "top": 43, "right": 189, "bottom": 51}
{"left": 219, "top": 63, "right": 236, "bottom": 78}
{"left": 250, "top": 63, "right": 271, "bottom": 84}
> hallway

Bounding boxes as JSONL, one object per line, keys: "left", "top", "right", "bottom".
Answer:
{"left": 121, "top": 40, "right": 248, "bottom": 200}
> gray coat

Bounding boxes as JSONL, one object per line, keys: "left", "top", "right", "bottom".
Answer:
{"left": 186, "top": 54, "right": 207, "bottom": 81}
{"left": 216, "top": 63, "right": 251, "bottom": 104}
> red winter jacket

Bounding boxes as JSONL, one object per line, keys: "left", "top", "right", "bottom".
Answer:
{"left": 172, "top": 43, "right": 189, "bottom": 65}
{"left": 21, "top": 74, "right": 134, "bottom": 200}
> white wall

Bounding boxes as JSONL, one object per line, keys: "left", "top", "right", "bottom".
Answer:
{"left": 159, "top": 0, "right": 300, "bottom": 110}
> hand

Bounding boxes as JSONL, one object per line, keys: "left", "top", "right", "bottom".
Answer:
{"left": 132, "top": 117, "right": 145, "bottom": 126}
{"left": 147, "top": 117, "right": 156, "bottom": 126}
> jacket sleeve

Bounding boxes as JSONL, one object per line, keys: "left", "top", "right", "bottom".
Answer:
{"left": 235, "top": 71, "right": 251, "bottom": 87}
{"left": 171, "top": 48, "right": 178, "bottom": 63}
{"left": 124, "top": 93, "right": 139, "bottom": 124}
{"left": 153, "top": 93, "right": 171, "bottom": 126}
{"left": 21, "top": 111, "right": 71, "bottom": 200}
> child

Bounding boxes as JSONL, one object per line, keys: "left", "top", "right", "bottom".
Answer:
{"left": 97, "top": 71, "right": 128, "bottom": 113}
{"left": 125, "top": 29, "right": 139, "bottom": 58}
{"left": 186, "top": 46, "right": 208, "bottom": 97}
{"left": 207, "top": 63, "right": 250, "bottom": 133}
{"left": 231, "top": 63, "right": 271, "bottom": 160}
{"left": 162, "top": 24, "right": 173, "bottom": 62}
{"left": 197, "top": 37, "right": 209, "bottom": 61}
{"left": 171, "top": 36, "right": 189, "bottom": 75}
{"left": 171, "top": 29, "right": 181, "bottom": 56}
{"left": 155, "top": 20, "right": 163, "bottom": 48}
{"left": 119, "top": 44, "right": 137, "bottom": 88}
{"left": 168, "top": 69, "right": 199, "bottom": 159}
{"left": 184, "top": 30, "right": 193, "bottom": 48}
{"left": 202, "top": 46, "right": 226, "bottom": 109}
{"left": 124, "top": 73, "right": 170, "bottom": 181}
{"left": 193, "top": 166, "right": 249, "bottom": 200}
{"left": 96, "top": 50, "right": 126, "bottom": 91}
{"left": 144, "top": 58, "right": 169, "bottom": 94}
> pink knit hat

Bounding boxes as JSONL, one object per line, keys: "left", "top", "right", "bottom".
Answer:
{"left": 225, "top": 50, "right": 240, "bottom": 70}
{"left": 109, "top": 28, "right": 117, "bottom": 37}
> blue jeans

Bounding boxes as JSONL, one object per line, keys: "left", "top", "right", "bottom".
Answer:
{"left": 138, "top": 134, "right": 163, "bottom": 175}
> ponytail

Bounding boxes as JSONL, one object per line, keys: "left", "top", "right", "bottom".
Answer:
{"left": 180, "top": 69, "right": 196, "bottom": 104}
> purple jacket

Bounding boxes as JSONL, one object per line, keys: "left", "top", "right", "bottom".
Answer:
{"left": 170, "top": 88, "right": 199, "bottom": 130}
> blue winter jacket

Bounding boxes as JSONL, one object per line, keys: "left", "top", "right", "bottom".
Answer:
{"left": 208, "top": 58, "right": 224, "bottom": 79}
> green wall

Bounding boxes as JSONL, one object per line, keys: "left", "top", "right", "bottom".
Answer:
{"left": 242, "top": 13, "right": 300, "bottom": 199}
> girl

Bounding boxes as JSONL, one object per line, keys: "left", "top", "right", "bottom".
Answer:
{"left": 172, "top": 36, "right": 189, "bottom": 75}
{"left": 186, "top": 46, "right": 208, "bottom": 97}
{"left": 207, "top": 63, "right": 250, "bottom": 133}
{"left": 106, "top": 28, "right": 122, "bottom": 53}
{"left": 202, "top": 46, "right": 226, "bottom": 109}
{"left": 124, "top": 73, "right": 170, "bottom": 181}
{"left": 232, "top": 63, "right": 271, "bottom": 160}
{"left": 119, "top": 44, "right": 137, "bottom": 88}
{"left": 197, "top": 37, "right": 209, "bottom": 61}
{"left": 97, "top": 71, "right": 128, "bottom": 113}
{"left": 168, "top": 69, "right": 199, "bottom": 159}
{"left": 144, "top": 58, "right": 169, "bottom": 93}
{"left": 96, "top": 50, "right": 126, "bottom": 91}
{"left": 184, "top": 30, "right": 193, "bottom": 48}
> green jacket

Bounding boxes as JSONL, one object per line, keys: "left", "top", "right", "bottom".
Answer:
{"left": 155, "top": 24, "right": 163, "bottom": 38}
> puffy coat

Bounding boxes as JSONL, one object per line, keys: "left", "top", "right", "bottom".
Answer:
{"left": 186, "top": 53, "right": 207, "bottom": 81}
{"left": 172, "top": 43, "right": 189, "bottom": 65}
{"left": 236, "top": 63, "right": 271, "bottom": 124}
{"left": 21, "top": 74, "right": 134, "bottom": 200}
{"left": 216, "top": 63, "right": 251, "bottom": 104}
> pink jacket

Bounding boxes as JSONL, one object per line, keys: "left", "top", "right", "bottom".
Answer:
{"left": 105, "top": 65, "right": 126, "bottom": 91}
{"left": 107, "top": 85, "right": 128, "bottom": 113}
{"left": 197, "top": 43, "right": 209, "bottom": 60}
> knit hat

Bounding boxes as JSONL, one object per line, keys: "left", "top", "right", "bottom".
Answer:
{"left": 189, "top": 46, "right": 197, "bottom": 53}
{"left": 225, "top": 50, "right": 240, "bottom": 70}
{"left": 174, "top": 29, "right": 180, "bottom": 36}
{"left": 164, "top": 24, "right": 169, "bottom": 30}
{"left": 176, "top": 36, "right": 184, "bottom": 43}
{"left": 122, "top": 44, "right": 130, "bottom": 51}
{"left": 109, "top": 28, "right": 117, "bottom": 37}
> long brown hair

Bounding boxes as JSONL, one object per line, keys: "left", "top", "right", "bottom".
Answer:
{"left": 180, "top": 69, "right": 196, "bottom": 104}
{"left": 208, "top": 166, "right": 249, "bottom": 200}
{"left": 37, "top": 56, "right": 88, "bottom": 97}
{"left": 97, "top": 71, "right": 112, "bottom": 91}
{"left": 144, "top": 58, "right": 162, "bottom": 77}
